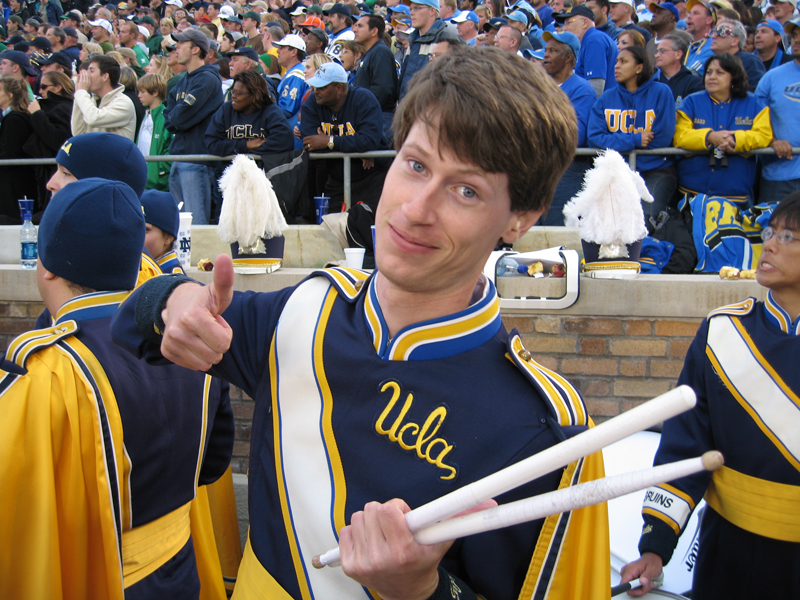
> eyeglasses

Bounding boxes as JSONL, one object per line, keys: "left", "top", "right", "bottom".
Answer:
{"left": 711, "top": 25, "right": 735, "bottom": 38}
{"left": 761, "top": 226, "right": 800, "bottom": 244}
{"left": 230, "top": 89, "right": 251, "bottom": 97}
{"left": 39, "top": 83, "right": 51, "bottom": 90}
{"left": 495, "top": 34, "right": 512, "bottom": 40}
{"left": 655, "top": 47, "right": 678, "bottom": 54}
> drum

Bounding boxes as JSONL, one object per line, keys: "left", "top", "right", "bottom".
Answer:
{"left": 604, "top": 431, "right": 704, "bottom": 599}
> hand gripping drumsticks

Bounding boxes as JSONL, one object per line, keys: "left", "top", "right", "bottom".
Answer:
{"left": 312, "top": 385, "right": 697, "bottom": 569}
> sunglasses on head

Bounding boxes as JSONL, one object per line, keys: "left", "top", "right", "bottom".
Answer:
{"left": 711, "top": 25, "right": 735, "bottom": 37}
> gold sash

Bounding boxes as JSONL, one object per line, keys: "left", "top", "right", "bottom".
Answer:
{"left": 122, "top": 502, "right": 192, "bottom": 588}
{"left": 705, "top": 466, "right": 800, "bottom": 542}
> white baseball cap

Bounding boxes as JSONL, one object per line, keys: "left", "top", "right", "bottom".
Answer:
{"left": 88, "top": 18, "right": 113, "bottom": 33}
{"left": 272, "top": 33, "right": 306, "bottom": 52}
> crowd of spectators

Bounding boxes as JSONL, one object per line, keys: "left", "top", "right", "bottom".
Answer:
{"left": 0, "top": 0, "right": 798, "bottom": 272}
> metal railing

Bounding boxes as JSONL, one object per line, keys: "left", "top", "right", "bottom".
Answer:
{"left": 3, "top": 147, "right": 797, "bottom": 209}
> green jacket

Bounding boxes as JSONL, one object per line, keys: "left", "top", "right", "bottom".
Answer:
{"left": 145, "top": 103, "right": 173, "bottom": 191}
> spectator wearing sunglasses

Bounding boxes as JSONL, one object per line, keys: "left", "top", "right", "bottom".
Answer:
{"left": 710, "top": 18, "right": 765, "bottom": 90}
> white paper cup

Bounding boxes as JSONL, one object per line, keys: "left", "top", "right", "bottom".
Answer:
{"left": 344, "top": 247, "right": 365, "bottom": 269}
{"left": 178, "top": 212, "right": 192, "bottom": 270}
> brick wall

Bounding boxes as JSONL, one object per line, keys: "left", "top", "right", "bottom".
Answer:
{"left": 0, "top": 301, "right": 45, "bottom": 352}
{"left": 503, "top": 315, "right": 702, "bottom": 425}
{"left": 0, "top": 302, "right": 702, "bottom": 475}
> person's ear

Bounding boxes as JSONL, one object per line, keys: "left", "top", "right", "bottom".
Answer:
{"left": 500, "top": 209, "right": 543, "bottom": 244}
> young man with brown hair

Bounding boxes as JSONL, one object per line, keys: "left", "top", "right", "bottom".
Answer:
{"left": 112, "top": 46, "right": 609, "bottom": 600}
{"left": 71, "top": 54, "right": 137, "bottom": 140}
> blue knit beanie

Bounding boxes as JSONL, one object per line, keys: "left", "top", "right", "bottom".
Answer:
{"left": 39, "top": 178, "right": 145, "bottom": 291}
{"left": 56, "top": 133, "right": 148, "bottom": 197}
{"left": 140, "top": 189, "right": 180, "bottom": 239}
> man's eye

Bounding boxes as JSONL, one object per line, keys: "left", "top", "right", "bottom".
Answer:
{"left": 410, "top": 160, "right": 425, "bottom": 173}
{"left": 459, "top": 186, "right": 477, "bottom": 199}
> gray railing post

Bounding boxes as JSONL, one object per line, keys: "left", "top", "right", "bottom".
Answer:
{"left": 628, "top": 150, "right": 636, "bottom": 171}
{"left": 343, "top": 155, "right": 352, "bottom": 209}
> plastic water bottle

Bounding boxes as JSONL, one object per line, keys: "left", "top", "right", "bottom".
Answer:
{"left": 496, "top": 256, "right": 527, "bottom": 277}
{"left": 18, "top": 197, "right": 37, "bottom": 269}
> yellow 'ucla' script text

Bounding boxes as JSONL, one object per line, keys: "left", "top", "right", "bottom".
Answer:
{"left": 374, "top": 381, "right": 457, "bottom": 481}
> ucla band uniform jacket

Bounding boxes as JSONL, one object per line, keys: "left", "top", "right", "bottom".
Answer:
{"left": 113, "top": 268, "right": 611, "bottom": 600}
{"left": 638, "top": 296, "right": 800, "bottom": 599}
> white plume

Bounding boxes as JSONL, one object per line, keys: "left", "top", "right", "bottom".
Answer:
{"left": 562, "top": 149, "right": 652, "bottom": 245}
{"left": 217, "top": 154, "right": 288, "bottom": 247}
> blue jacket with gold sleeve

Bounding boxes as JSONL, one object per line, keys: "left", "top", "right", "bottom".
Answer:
{"left": 674, "top": 91, "right": 772, "bottom": 201}
{"left": 638, "top": 295, "right": 800, "bottom": 598}
{"left": 0, "top": 291, "right": 234, "bottom": 600}
{"left": 112, "top": 268, "right": 610, "bottom": 600}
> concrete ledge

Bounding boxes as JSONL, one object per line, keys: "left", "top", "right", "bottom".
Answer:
{"left": 498, "top": 274, "right": 765, "bottom": 317}
{"left": 2, "top": 265, "right": 766, "bottom": 318}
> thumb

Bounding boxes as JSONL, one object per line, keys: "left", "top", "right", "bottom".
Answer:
{"left": 209, "top": 254, "right": 235, "bottom": 316}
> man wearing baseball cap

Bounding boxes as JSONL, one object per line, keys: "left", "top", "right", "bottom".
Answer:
{"left": 324, "top": 3, "right": 356, "bottom": 60}
{"left": 301, "top": 61, "right": 390, "bottom": 227}
{"left": 300, "top": 19, "right": 329, "bottom": 55}
{"left": 0, "top": 177, "right": 233, "bottom": 600}
{"left": 608, "top": 0, "right": 651, "bottom": 42}
{"left": 273, "top": 33, "right": 308, "bottom": 150}
{"left": 241, "top": 10, "right": 264, "bottom": 53}
{"left": 88, "top": 18, "right": 114, "bottom": 53}
{"left": 61, "top": 27, "right": 82, "bottom": 64}
{"left": 60, "top": 10, "right": 82, "bottom": 29}
{"left": 645, "top": 2, "right": 692, "bottom": 62}
{"left": 542, "top": 29, "right": 596, "bottom": 224}
{"left": 452, "top": 9, "right": 479, "bottom": 44}
{"left": 0, "top": 49, "right": 37, "bottom": 97}
{"left": 397, "top": 0, "right": 460, "bottom": 100}
{"left": 755, "top": 19, "right": 792, "bottom": 72}
{"left": 771, "top": 0, "right": 798, "bottom": 48}
{"left": 684, "top": 0, "right": 716, "bottom": 74}
{"left": 557, "top": 5, "right": 618, "bottom": 95}
{"left": 164, "top": 28, "right": 223, "bottom": 224}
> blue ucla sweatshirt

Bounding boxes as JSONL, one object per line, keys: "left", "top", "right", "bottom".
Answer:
{"left": 588, "top": 77, "right": 677, "bottom": 172}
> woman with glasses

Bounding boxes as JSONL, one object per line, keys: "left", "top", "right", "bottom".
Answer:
{"left": 205, "top": 69, "right": 294, "bottom": 158}
{"left": 673, "top": 53, "right": 772, "bottom": 204}
{"left": 588, "top": 45, "right": 677, "bottom": 218}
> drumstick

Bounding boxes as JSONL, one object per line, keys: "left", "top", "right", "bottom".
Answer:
{"left": 412, "top": 451, "right": 723, "bottom": 545}
{"left": 312, "top": 385, "right": 696, "bottom": 568}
